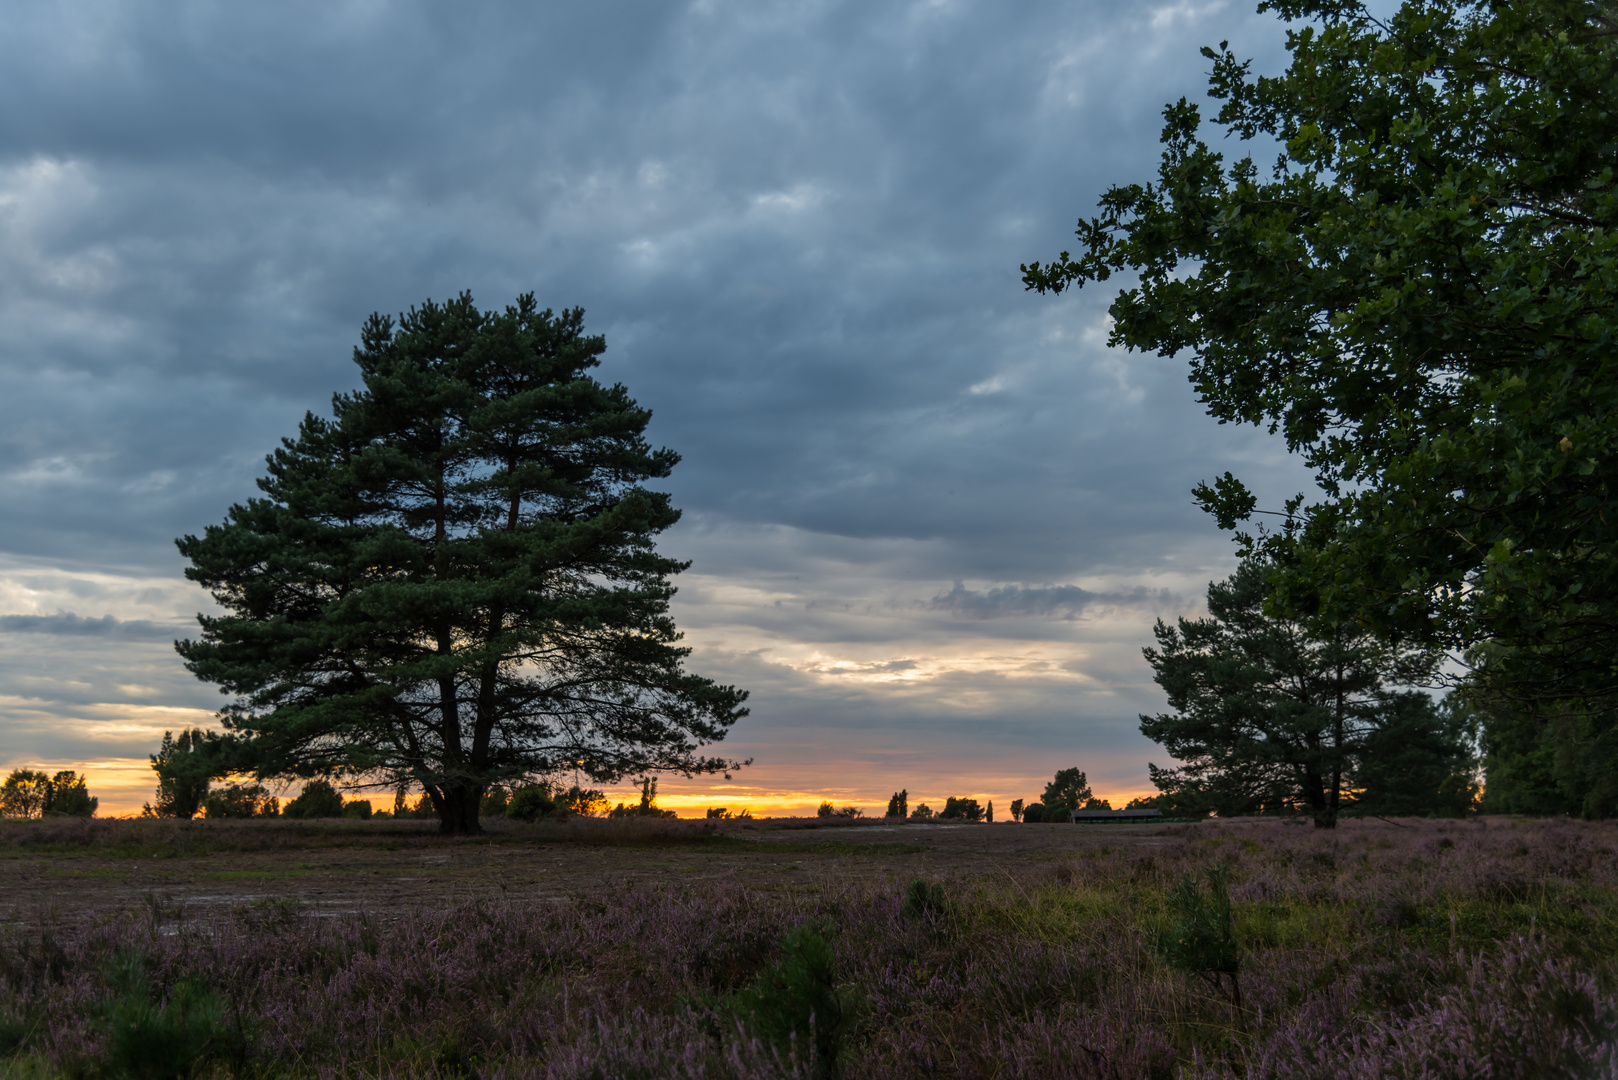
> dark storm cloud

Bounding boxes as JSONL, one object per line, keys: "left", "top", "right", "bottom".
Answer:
{"left": 0, "top": 0, "right": 1318, "bottom": 803}
{"left": 0, "top": 612, "right": 170, "bottom": 638}
{"left": 0, "top": 0, "right": 1300, "bottom": 572}
{"left": 928, "top": 582, "right": 1177, "bottom": 620}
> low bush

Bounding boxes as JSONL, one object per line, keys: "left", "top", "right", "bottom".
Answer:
{"left": 506, "top": 785, "right": 557, "bottom": 822}
{"left": 938, "top": 797, "right": 983, "bottom": 821}
{"left": 901, "top": 878, "right": 948, "bottom": 920}
{"left": 281, "top": 780, "right": 346, "bottom": 820}
{"left": 203, "top": 783, "right": 278, "bottom": 819}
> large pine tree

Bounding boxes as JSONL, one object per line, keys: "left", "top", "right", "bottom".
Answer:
{"left": 177, "top": 293, "right": 748, "bottom": 834}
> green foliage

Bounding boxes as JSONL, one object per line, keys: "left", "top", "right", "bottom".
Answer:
{"left": 281, "top": 780, "right": 345, "bottom": 820}
{"left": 901, "top": 878, "right": 948, "bottom": 920}
{"left": 1020, "top": 802, "right": 1046, "bottom": 823}
{"left": 816, "top": 801, "right": 834, "bottom": 818}
{"left": 506, "top": 785, "right": 557, "bottom": 822}
{"left": 1009, "top": 798, "right": 1024, "bottom": 822}
{"left": 1155, "top": 864, "right": 1242, "bottom": 1011}
{"left": 100, "top": 954, "right": 244, "bottom": 1080}
{"left": 0, "top": 771, "right": 49, "bottom": 819}
{"left": 1041, "top": 768, "right": 1092, "bottom": 813}
{"left": 479, "top": 786, "right": 509, "bottom": 817}
{"left": 885, "top": 789, "right": 907, "bottom": 818}
{"left": 174, "top": 293, "right": 748, "bottom": 835}
{"left": 0, "top": 1010, "right": 30, "bottom": 1056}
{"left": 144, "top": 729, "right": 230, "bottom": 820}
{"left": 390, "top": 787, "right": 439, "bottom": 819}
{"left": 984, "top": 800, "right": 992, "bottom": 823}
{"left": 1355, "top": 697, "right": 1478, "bottom": 817}
{"left": 341, "top": 799, "right": 373, "bottom": 819}
{"left": 731, "top": 922, "right": 846, "bottom": 1078}
{"left": 1, "top": 769, "right": 96, "bottom": 820}
{"left": 907, "top": 803, "right": 934, "bottom": 820}
{"left": 44, "top": 771, "right": 98, "bottom": 817}
{"left": 1026, "top": 0, "right": 1618, "bottom": 804}
{"left": 1142, "top": 556, "right": 1451, "bottom": 827}
{"left": 203, "top": 783, "right": 278, "bottom": 819}
{"left": 1477, "top": 690, "right": 1617, "bottom": 818}
{"left": 938, "top": 797, "right": 983, "bottom": 821}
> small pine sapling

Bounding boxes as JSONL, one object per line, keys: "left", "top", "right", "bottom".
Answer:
{"left": 731, "top": 922, "right": 847, "bottom": 1078}
{"left": 1156, "top": 863, "right": 1242, "bottom": 1018}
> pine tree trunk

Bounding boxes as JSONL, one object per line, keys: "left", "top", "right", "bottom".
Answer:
{"left": 437, "top": 784, "right": 483, "bottom": 835}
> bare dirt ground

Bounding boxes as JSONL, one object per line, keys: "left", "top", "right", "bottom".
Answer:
{"left": 0, "top": 816, "right": 1195, "bottom": 922}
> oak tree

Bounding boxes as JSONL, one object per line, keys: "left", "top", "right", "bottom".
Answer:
{"left": 1026, "top": 0, "right": 1618, "bottom": 812}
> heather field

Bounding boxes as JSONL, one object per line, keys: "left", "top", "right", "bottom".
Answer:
{"left": 1, "top": 816, "right": 1615, "bottom": 1078}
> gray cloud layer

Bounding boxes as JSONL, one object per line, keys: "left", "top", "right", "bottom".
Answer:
{"left": 0, "top": 613, "right": 170, "bottom": 638}
{"left": 0, "top": 0, "right": 1315, "bottom": 807}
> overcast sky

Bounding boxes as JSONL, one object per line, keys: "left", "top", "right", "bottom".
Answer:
{"left": 0, "top": 0, "right": 1316, "bottom": 815}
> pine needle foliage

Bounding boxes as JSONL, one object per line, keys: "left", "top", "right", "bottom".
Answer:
{"left": 1156, "top": 864, "right": 1242, "bottom": 1015}
{"left": 175, "top": 293, "right": 748, "bottom": 834}
{"left": 731, "top": 922, "right": 847, "bottom": 1078}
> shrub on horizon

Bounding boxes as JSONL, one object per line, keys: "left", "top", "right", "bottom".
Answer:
{"left": 507, "top": 786, "right": 558, "bottom": 822}
{"left": 909, "top": 803, "right": 934, "bottom": 820}
{"left": 281, "top": 780, "right": 345, "bottom": 820}
{"left": 885, "top": 789, "right": 908, "bottom": 818}
{"left": 608, "top": 777, "right": 677, "bottom": 818}
{"left": 203, "top": 783, "right": 278, "bottom": 819}
{"left": 939, "top": 797, "right": 984, "bottom": 821}
{"left": 480, "top": 786, "right": 509, "bottom": 817}
{"left": 557, "top": 785, "right": 608, "bottom": 817}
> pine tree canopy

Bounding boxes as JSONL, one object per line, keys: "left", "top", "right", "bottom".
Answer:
{"left": 1141, "top": 557, "right": 1467, "bottom": 826}
{"left": 1025, "top": 0, "right": 1618, "bottom": 728}
{"left": 176, "top": 293, "right": 749, "bottom": 834}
